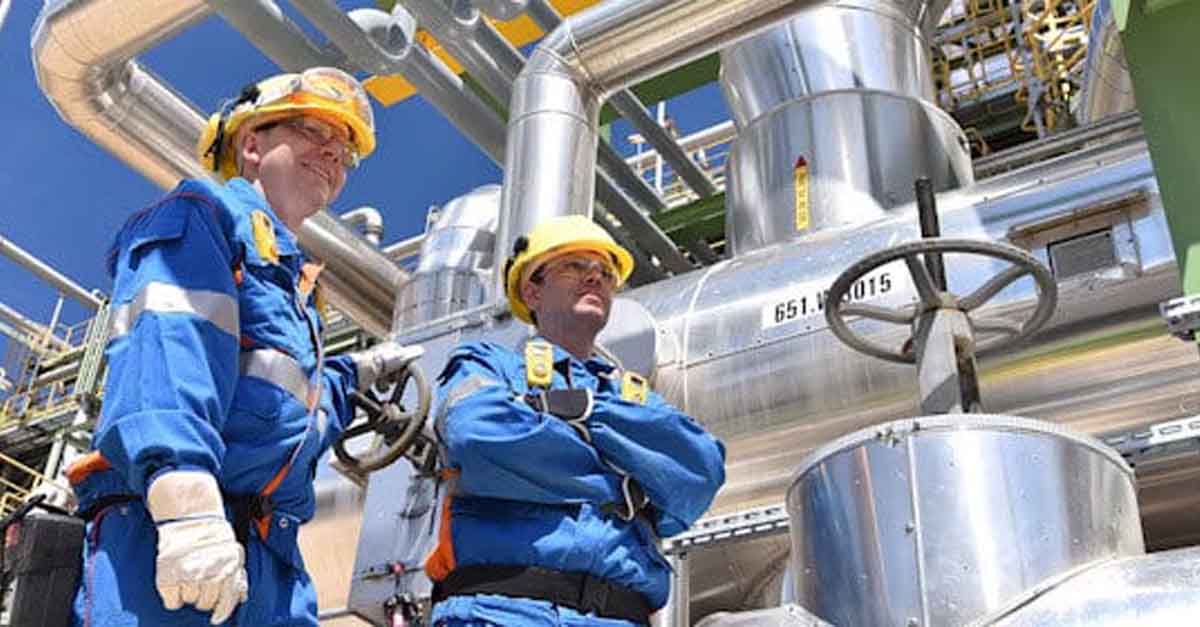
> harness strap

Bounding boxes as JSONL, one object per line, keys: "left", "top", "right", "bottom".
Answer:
{"left": 432, "top": 564, "right": 652, "bottom": 626}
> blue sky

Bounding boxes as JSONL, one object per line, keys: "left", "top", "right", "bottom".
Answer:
{"left": 0, "top": 1, "right": 727, "bottom": 367}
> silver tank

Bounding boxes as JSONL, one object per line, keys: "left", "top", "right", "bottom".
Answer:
{"left": 786, "top": 414, "right": 1144, "bottom": 626}
{"left": 393, "top": 184, "right": 501, "bottom": 328}
{"left": 720, "top": 0, "right": 972, "bottom": 255}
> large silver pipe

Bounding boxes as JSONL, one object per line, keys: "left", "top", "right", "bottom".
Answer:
{"left": 0, "top": 0, "right": 10, "bottom": 31}
{"left": 496, "top": 0, "right": 822, "bottom": 287}
{"left": 302, "top": 212, "right": 402, "bottom": 339}
{"left": 204, "top": 0, "right": 337, "bottom": 71}
{"left": 32, "top": 0, "right": 213, "bottom": 189}
{"left": 33, "top": 0, "right": 407, "bottom": 337}
{"left": 0, "top": 234, "right": 103, "bottom": 310}
{"left": 524, "top": 0, "right": 720, "bottom": 199}
{"left": 990, "top": 546, "right": 1200, "bottom": 626}
{"left": 399, "top": 0, "right": 694, "bottom": 276}
{"left": 395, "top": 185, "right": 501, "bottom": 328}
{"left": 718, "top": 0, "right": 969, "bottom": 255}
{"left": 340, "top": 206, "right": 384, "bottom": 246}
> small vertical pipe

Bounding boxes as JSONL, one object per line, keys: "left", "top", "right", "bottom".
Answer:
{"left": 915, "top": 177, "right": 947, "bottom": 291}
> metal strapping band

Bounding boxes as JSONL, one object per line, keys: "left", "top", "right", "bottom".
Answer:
{"left": 240, "top": 349, "right": 310, "bottom": 406}
{"left": 109, "top": 282, "right": 239, "bottom": 340}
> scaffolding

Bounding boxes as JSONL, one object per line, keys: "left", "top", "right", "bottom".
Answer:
{"left": 933, "top": 0, "right": 1095, "bottom": 150}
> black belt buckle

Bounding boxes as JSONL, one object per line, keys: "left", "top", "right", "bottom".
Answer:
{"left": 578, "top": 572, "right": 611, "bottom": 617}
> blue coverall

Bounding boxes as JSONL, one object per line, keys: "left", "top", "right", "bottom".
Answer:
{"left": 428, "top": 340, "right": 726, "bottom": 626}
{"left": 71, "top": 178, "right": 359, "bottom": 626}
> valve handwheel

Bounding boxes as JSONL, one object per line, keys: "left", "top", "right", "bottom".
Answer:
{"left": 824, "top": 238, "right": 1058, "bottom": 364}
{"left": 335, "top": 362, "right": 432, "bottom": 474}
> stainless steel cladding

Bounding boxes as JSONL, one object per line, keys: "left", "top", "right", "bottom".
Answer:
{"left": 988, "top": 546, "right": 1200, "bottom": 626}
{"left": 300, "top": 212, "right": 405, "bottom": 339}
{"left": 496, "top": 0, "right": 829, "bottom": 287}
{"left": 720, "top": 0, "right": 973, "bottom": 255}
{"left": 718, "top": 0, "right": 949, "bottom": 127}
{"left": 1078, "top": 0, "right": 1138, "bottom": 125}
{"left": 786, "top": 415, "right": 1144, "bottom": 626}
{"left": 631, "top": 135, "right": 1180, "bottom": 525}
{"left": 724, "top": 92, "right": 972, "bottom": 254}
{"left": 394, "top": 185, "right": 501, "bottom": 329}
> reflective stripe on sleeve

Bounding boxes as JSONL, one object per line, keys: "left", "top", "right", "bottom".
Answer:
{"left": 239, "top": 348, "right": 329, "bottom": 454}
{"left": 109, "top": 282, "right": 239, "bottom": 340}
{"left": 240, "top": 349, "right": 310, "bottom": 406}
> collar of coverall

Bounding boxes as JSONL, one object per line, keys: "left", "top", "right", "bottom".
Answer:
{"left": 227, "top": 177, "right": 301, "bottom": 257}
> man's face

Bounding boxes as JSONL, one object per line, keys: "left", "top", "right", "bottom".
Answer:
{"left": 522, "top": 250, "right": 618, "bottom": 335}
{"left": 243, "top": 115, "right": 352, "bottom": 223}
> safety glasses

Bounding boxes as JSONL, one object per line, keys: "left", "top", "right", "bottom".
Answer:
{"left": 539, "top": 256, "right": 619, "bottom": 288}
{"left": 261, "top": 117, "right": 359, "bottom": 170}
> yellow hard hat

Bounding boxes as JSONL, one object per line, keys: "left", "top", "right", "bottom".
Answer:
{"left": 504, "top": 215, "right": 635, "bottom": 324}
{"left": 197, "top": 67, "right": 376, "bottom": 181}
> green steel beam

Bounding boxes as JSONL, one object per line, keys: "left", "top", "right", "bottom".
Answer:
{"left": 600, "top": 54, "right": 721, "bottom": 125}
{"left": 1120, "top": 0, "right": 1200, "bottom": 295}
{"left": 653, "top": 192, "right": 726, "bottom": 245}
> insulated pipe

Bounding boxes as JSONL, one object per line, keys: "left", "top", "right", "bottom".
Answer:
{"left": 302, "top": 212, "right": 401, "bottom": 338}
{"left": 525, "top": 0, "right": 719, "bottom": 199}
{"left": 497, "top": 0, "right": 822, "bottom": 280}
{"left": 398, "top": 0, "right": 692, "bottom": 275}
{"left": 350, "top": 8, "right": 507, "bottom": 162}
{"left": 0, "top": 0, "right": 9, "bottom": 31}
{"left": 33, "top": 0, "right": 408, "bottom": 338}
{"left": 205, "top": 0, "right": 339, "bottom": 71}
{"left": 340, "top": 206, "right": 384, "bottom": 246}
{"left": 288, "top": 2, "right": 508, "bottom": 163}
{"left": 32, "top": 0, "right": 214, "bottom": 190}
{"left": 0, "top": 234, "right": 102, "bottom": 310}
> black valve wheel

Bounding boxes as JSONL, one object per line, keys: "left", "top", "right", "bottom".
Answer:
{"left": 334, "top": 362, "right": 432, "bottom": 474}
{"left": 824, "top": 238, "right": 1057, "bottom": 364}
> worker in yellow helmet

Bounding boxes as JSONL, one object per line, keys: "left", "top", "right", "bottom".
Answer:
{"left": 68, "top": 68, "right": 421, "bottom": 626}
{"left": 426, "top": 215, "right": 726, "bottom": 626}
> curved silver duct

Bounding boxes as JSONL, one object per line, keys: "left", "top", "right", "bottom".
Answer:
{"left": 720, "top": 1, "right": 973, "bottom": 255}
{"left": 787, "top": 415, "right": 1144, "bottom": 626}
{"left": 340, "top": 207, "right": 384, "bottom": 246}
{"left": 1077, "top": 0, "right": 1137, "bottom": 124}
{"left": 395, "top": 185, "right": 501, "bottom": 328}
{"left": 32, "top": 0, "right": 213, "bottom": 188}
{"left": 0, "top": 0, "right": 10, "bottom": 31}
{"left": 32, "top": 0, "right": 405, "bottom": 338}
{"left": 496, "top": 0, "right": 829, "bottom": 295}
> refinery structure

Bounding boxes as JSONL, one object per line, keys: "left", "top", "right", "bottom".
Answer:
{"left": 4, "top": 0, "right": 1200, "bottom": 625}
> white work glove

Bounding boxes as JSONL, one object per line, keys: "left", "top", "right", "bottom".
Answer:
{"left": 146, "top": 470, "right": 248, "bottom": 625}
{"left": 351, "top": 341, "right": 425, "bottom": 391}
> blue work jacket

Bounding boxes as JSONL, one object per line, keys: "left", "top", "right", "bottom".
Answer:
{"left": 78, "top": 177, "right": 358, "bottom": 567}
{"left": 429, "top": 339, "right": 726, "bottom": 610}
